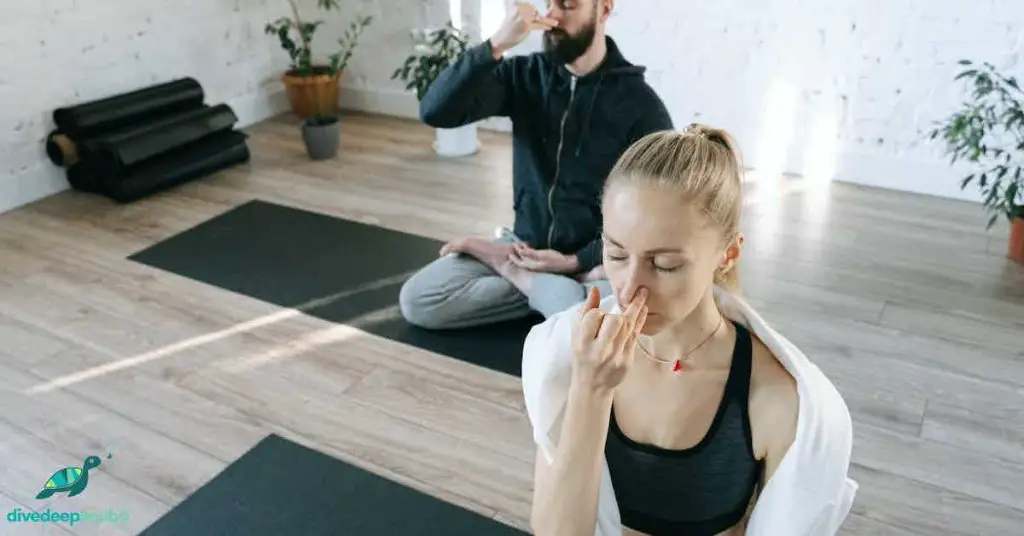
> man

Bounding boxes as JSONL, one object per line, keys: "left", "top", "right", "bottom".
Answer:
{"left": 399, "top": 0, "right": 673, "bottom": 329}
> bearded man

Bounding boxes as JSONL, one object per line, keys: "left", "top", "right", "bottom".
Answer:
{"left": 400, "top": 0, "right": 673, "bottom": 330}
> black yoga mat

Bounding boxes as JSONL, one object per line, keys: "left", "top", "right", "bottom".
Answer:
{"left": 52, "top": 77, "right": 204, "bottom": 136}
{"left": 128, "top": 199, "right": 542, "bottom": 376}
{"left": 140, "top": 434, "right": 528, "bottom": 536}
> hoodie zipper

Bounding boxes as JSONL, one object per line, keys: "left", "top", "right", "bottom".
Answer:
{"left": 547, "top": 75, "right": 576, "bottom": 248}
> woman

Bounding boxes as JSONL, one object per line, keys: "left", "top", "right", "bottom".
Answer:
{"left": 521, "top": 125, "right": 857, "bottom": 536}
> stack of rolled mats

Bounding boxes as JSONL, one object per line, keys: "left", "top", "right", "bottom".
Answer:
{"left": 46, "top": 77, "right": 250, "bottom": 203}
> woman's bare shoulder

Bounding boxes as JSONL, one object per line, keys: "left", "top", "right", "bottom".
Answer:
{"left": 747, "top": 333, "right": 799, "bottom": 462}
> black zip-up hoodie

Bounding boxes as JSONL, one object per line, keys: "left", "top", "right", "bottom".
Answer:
{"left": 419, "top": 36, "right": 674, "bottom": 273}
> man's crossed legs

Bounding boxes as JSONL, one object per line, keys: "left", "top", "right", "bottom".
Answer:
{"left": 398, "top": 230, "right": 611, "bottom": 329}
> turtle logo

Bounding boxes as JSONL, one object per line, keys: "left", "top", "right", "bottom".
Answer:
{"left": 35, "top": 453, "right": 109, "bottom": 500}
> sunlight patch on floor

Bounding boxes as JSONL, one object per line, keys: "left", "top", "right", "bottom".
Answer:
{"left": 23, "top": 272, "right": 417, "bottom": 395}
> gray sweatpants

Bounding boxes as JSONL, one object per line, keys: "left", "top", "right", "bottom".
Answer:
{"left": 398, "top": 236, "right": 612, "bottom": 329}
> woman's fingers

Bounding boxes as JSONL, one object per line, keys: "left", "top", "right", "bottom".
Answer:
{"left": 596, "top": 313, "right": 624, "bottom": 350}
{"left": 627, "top": 306, "right": 648, "bottom": 346}
{"left": 578, "top": 309, "right": 605, "bottom": 343}
{"left": 576, "top": 287, "right": 604, "bottom": 340}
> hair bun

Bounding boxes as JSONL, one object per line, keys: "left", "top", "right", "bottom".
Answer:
{"left": 684, "top": 123, "right": 742, "bottom": 165}
{"left": 684, "top": 123, "right": 708, "bottom": 139}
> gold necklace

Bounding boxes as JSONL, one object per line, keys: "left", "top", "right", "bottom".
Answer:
{"left": 636, "top": 314, "right": 725, "bottom": 374}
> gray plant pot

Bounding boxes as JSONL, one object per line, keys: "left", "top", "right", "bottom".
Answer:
{"left": 302, "top": 115, "right": 340, "bottom": 160}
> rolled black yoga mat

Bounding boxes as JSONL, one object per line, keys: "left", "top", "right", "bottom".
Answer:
{"left": 105, "top": 130, "right": 250, "bottom": 203}
{"left": 47, "top": 105, "right": 214, "bottom": 168}
{"left": 97, "top": 103, "right": 237, "bottom": 170}
{"left": 140, "top": 434, "right": 528, "bottom": 536}
{"left": 65, "top": 130, "right": 249, "bottom": 202}
{"left": 66, "top": 129, "right": 248, "bottom": 202}
{"left": 52, "top": 77, "right": 204, "bottom": 136}
{"left": 128, "top": 199, "right": 543, "bottom": 376}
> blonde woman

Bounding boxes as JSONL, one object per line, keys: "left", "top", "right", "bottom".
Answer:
{"left": 522, "top": 125, "right": 857, "bottom": 536}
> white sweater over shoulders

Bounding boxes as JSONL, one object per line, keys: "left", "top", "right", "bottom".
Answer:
{"left": 521, "top": 288, "right": 858, "bottom": 535}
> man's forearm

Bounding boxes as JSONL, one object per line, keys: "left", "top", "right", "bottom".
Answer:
{"left": 572, "top": 238, "right": 603, "bottom": 274}
{"left": 531, "top": 384, "right": 614, "bottom": 536}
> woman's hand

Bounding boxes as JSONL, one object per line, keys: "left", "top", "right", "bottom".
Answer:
{"left": 571, "top": 287, "right": 648, "bottom": 394}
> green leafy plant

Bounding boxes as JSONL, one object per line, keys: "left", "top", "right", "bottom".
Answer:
{"left": 265, "top": 0, "right": 373, "bottom": 78}
{"left": 391, "top": 21, "right": 469, "bottom": 101}
{"left": 929, "top": 59, "right": 1024, "bottom": 229}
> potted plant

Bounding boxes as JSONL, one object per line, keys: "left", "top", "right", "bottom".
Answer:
{"left": 265, "top": 1, "right": 371, "bottom": 160}
{"left": 392, "top": 21, "right": 479, "bottom": 157}
{"left": 930, "top": 59, "right": 1024, "bottom": 263}
{"left": 265, "top": 0, "right": 371, "bottom": 118}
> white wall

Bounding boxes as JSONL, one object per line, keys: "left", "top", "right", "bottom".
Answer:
{"left": 335, "top": 0, "right": 1024, "bottom": 204}
{"left": 0, "top": 0, "right": 296, "bottom": 213}
{"left": 4, "top": 1, "right": 1021, "bottom": 213}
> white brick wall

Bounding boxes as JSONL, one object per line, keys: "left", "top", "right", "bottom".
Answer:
{"left": 0, "top": 0, "right": 295, "bottom": 213}
{"left": 5, "top": 1, "right": 1022, "bottom": 212}
{"left": 336, "top": 0, "right": 1024, "bottom": 204}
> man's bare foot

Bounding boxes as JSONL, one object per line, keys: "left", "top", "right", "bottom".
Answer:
{"left": 440, "top": 237, "right": 536, "bottom": 294}
{"left": 495, "top": 257, "right": 535, "bottom": 294}
{"left": 441, "top": 237, "right": 513, "bottom": 270}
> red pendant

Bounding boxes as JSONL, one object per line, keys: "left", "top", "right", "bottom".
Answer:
{"left": 672, "top": 360, "right": 683, "bottom": 373}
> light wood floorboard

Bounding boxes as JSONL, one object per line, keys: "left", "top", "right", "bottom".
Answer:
{"left": 1, "top": 111, "right": 1022, "bottom": 535}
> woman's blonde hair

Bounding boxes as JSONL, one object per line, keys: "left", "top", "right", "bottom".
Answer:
{"left": 604, "top": 123, "right": 745, "bottom": 292}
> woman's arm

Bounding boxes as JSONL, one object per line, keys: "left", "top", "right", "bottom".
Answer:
{"left": 528, "top": 288, "right": 648, "bottom": 535}
{"left": 530, "top": 381, "right": 614, "bottom": 536}
{"left": 748, "top": 339, "right": 800, "bottom": 483}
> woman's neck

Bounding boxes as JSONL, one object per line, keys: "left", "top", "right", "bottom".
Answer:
{"left": 646, "top": 290, "right": 731, "bottom": 370}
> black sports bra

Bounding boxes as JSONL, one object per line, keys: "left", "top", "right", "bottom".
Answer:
{"left": 604, "top": 321, "right": 763, "bottom": 535}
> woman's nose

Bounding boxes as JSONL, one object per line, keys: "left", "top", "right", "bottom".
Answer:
{"left": 617, "top": 277, "right": 647, "bottom": 306}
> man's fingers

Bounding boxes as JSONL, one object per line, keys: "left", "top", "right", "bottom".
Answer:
{"left": 532, "top": 16, "right": 558, "bottom": 28}
{"left": 515, "top": 243, "right": 538, "bottom": 260}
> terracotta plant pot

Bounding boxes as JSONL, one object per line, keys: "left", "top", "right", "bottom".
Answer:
{"left": 1009, "top": 217, "right": 1024, "bottom": 264}
{"left": 281, "top": 68, "right": 340, "bottom": 118}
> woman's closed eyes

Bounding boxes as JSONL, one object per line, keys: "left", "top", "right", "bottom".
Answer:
{"left": 604, "top": 252, "right": 685, "bottom": 273}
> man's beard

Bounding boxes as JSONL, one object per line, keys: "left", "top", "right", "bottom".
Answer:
{"left": 542, "top": 16, "right": 597, "bottom": 64}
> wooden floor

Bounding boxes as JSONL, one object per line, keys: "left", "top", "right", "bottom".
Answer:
{"left": 1, "top": 111, "right": 1022, "bottom": 536}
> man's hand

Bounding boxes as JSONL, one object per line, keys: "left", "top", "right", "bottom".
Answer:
{"left": 489, "top": 1, "right": 558, "bottom": 58}
{"left": 509, "top": 243, "right": 579, "bottom": 274}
